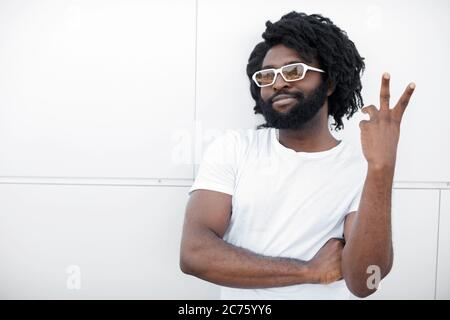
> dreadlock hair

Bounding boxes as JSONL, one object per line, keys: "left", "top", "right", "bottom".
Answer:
{"left": 246, "top": 11, "right": 365, "bottom": 131}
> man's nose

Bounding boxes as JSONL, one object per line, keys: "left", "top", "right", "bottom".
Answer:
{"left": 272, "top": 72, "right": 290, "bottom": 90}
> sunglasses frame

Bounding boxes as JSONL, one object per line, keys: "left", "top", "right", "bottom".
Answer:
{"left": 252, "top": 62, "right": 325, "bottom": 88}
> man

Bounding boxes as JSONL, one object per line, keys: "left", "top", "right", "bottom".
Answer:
{"left": 180, "top": 11, "right": 415, "bottom": 299}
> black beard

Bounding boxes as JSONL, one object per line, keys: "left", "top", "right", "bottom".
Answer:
{"left": 258, "top": 79, "right": 329, "bottom": 130}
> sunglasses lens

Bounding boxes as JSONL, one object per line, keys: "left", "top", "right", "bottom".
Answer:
{"left": 254, "top": 70, "right": 275, "bottom": 86}
{"left": 254, "top": 64, "right": 306, "bottom": 87}
{"left": 282, "top": 64, "right": 304, "bottom": 80}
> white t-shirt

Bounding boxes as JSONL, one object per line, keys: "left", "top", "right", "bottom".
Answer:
{"left": 188, "top": 127, "right": 367, "bottom": 299}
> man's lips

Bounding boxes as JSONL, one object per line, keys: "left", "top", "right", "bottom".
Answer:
{"left": 272, "top": 96, "right": 297, "bottom": 108}
{"left": 272, "top": 93, "right": 297, "bottom": 102}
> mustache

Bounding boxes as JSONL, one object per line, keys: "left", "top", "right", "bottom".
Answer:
{"left": 270, "top": 90, "right": 305, "bottom": 103}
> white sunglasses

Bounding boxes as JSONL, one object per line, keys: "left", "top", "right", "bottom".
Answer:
{"left": 252, "top": 62, "right": 325, "bottom": 87}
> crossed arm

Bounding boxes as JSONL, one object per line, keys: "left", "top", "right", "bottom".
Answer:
{"left": 179, "top": 163, "right": 394, "bottom": 297}
{"left": 179, "top": 189, "right": 345, "bottom": 289}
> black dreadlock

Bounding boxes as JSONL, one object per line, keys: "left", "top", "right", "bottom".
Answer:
{"left": 246, "top": 11, "right": 365, "bottom": 131}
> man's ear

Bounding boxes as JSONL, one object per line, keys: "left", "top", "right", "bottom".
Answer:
{"left": 327, "top": 79, "right": 336, "bottom": 96}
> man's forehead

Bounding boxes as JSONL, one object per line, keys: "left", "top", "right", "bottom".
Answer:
{"left": 262, "top": 45, "right": 311, "bottom": 68}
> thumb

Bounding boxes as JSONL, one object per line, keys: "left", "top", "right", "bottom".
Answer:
{"left": 359, "top": 119, "right": 370, "bottom": 129}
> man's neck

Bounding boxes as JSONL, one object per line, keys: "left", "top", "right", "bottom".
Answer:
{"left": 277, "top": 107, "right": 340, "bottom": 153}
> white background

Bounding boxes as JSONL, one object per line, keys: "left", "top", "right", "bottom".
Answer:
{"left": 0, "top": 0, "right": 449, "bottom": 299}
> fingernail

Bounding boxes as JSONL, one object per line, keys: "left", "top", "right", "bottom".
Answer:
{"left": 409, "top": 83, "right": 416, "bottom": 89}
{"left": 384, "top": 72, "right": 390, "bottom": 79}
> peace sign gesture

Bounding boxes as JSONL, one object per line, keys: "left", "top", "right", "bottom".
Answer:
{"left": 359, "top": 73, "right": 416, "bottom": 170}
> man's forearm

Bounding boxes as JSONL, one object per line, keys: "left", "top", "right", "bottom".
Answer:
{"left": 180, "top": 228, "right": 316, "bottom": 289}
{"left": 342, "top": 164, "right": 394, "bottom": 297}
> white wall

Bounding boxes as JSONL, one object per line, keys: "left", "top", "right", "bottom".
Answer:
{"left": 0, "top": 0, "right": 449, "bottom": 299}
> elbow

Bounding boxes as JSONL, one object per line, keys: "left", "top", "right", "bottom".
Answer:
{"left": 342, "top": 267, "right": 377, "bottom": 298}
{"left": 342, "top": 248, "right": 394, "bottom": 298}
{"left": 179, "top": 243, "right": 206, "bottom": 277}
{"left": 179, "top": 254, "right": 192, "bottom": 275}
{"left": 345, "top": 280, "right": 377, "bottom": 298}
{"left": 343, "top": 263, "right": 393, "bottom": 299}
{"left": 352, "top": 289, "right": 375, "bottom": 299}
{"left": 179, "top": 248, "right": 195, "bottom": 275}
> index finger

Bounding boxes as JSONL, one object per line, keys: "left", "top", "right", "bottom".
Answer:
{"left": 392, "top": 82, "right": 416, "bottom": 122}
{"left": 380, "top": 72, "right": 391, "bottom": 111}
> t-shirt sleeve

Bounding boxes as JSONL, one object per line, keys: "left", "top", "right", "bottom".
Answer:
{"left": 347, "top": 181, "right": 364, "bottom": 213}
{"left": 188, "top": 130, "right": 240, "bottom": 197}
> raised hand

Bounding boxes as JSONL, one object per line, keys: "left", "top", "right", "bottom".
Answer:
{"left": 359, "top": 73, "right": 416, "bottom": 170}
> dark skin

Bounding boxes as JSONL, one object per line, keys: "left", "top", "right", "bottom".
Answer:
{"left": 180, "top": 44, "right": 415, "bottom": 297}
{"left": 180, "top": 45, "right": 344, "bottom": 289}
{"left": 259, "top": 44, "right": 339, "bottom": 153}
